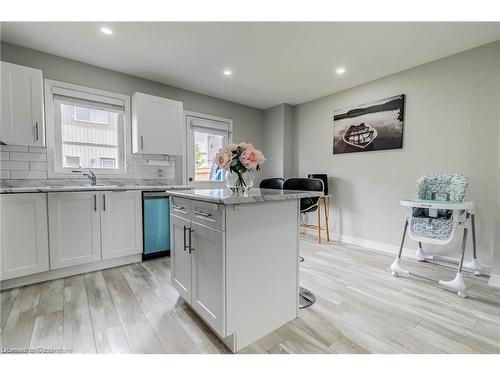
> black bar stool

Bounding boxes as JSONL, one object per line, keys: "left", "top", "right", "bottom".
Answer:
{"left": 283, "top": 177, "right": 324, "bottom": 308}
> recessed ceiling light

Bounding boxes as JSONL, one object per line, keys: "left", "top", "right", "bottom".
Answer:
{"left": 223, "top": 70, "right": 232, "bottom": 76}
{"left": 336, "top": 67, "right": 346, "bottom": 75}
{"left": 100, "top": 27, "right": 113, "bottom": 35}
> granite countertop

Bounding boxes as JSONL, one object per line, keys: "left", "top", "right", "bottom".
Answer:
{"left": 0, "top": 182, "right": 191, "bottom": 194}
{"left": 168, "top": 188, "right": 323, "bottom": 205}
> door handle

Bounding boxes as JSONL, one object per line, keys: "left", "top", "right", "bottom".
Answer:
{"left": 103, "top": 194, "right": 106, "bottom": 211}
{"left": 140, "top": 135, "right": 144, "bottom": 150}
{"left": 93, "top": 194, "right": 97, "bottom": 211}
{"left": 188, "top": 229, "right": 194, "bottom": 254}
{"left": 34, "top": 122, "right": 39, "bottom": 141}
{"left": 172, "top": 204, "right": 185, "bottom": 211}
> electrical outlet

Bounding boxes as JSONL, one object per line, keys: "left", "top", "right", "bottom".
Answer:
{"left": 156, "top": 169, "right": 164, "bottom": 178}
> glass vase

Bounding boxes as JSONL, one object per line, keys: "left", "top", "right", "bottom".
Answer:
{"left": 225, "top": 170, "right": 255, "bottom": 193}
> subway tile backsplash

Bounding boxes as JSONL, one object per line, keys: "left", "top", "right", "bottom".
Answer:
{"left": 0, "top": 146, "right": 177, "bottom": 182}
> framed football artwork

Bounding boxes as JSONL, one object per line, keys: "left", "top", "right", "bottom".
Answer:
{"left": 333, "top": 94, "right": 405, "bottom": 154}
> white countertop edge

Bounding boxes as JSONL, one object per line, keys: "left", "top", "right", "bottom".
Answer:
{"left": 0, "top": 185, "right": 191, "bottom": 194}
{"left": 168, "top": 188, "right": 324, "bottom": 205}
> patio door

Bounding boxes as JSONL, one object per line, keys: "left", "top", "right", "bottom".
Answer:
{"left": 186, "top": 112, "right": 232, "bottom": 188}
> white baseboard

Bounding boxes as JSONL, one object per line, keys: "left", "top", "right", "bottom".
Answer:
{"left": 488, "top": 273, "right": 500, "bottom": 290}
{"left": 331, "top": 232, "right": 493, "bottom": 276}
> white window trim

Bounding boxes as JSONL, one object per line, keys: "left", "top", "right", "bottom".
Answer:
{"left": 185, "top": 110, "right": 233, "bottom": 188}
{"left": 44, "top": 79, "right": 133, "bottom": 179}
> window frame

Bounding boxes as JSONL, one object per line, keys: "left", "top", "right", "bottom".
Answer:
{"left": 44, "top": 79, "right": 132, "bottom": 179}
{"left": 73, "top": 106, "right": 109, "bottom": 125}
{"left": 185, "top": 111, "right": 233, "bottom": 188}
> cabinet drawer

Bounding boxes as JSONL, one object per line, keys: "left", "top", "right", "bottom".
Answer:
{"left": 191, "top": 200, "right": 225, "bottom": 231}
{"left": 170, "top": 197, "right": 190, "bottom": 219}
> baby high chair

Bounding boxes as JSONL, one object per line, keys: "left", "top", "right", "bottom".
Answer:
{"left": 390, "top": 173, "right": 480, "bottom": 298}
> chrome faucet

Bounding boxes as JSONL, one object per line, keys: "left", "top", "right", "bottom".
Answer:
{"left": 72, "top": 170, "right": 97, "bottom": 186}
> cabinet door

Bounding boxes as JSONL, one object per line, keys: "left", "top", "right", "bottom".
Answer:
{"left": 0, "top": 62, "right": 45, "bottom": 147}
{"left": 100, "top": 191, "right": 143, "bottom": 260}
{"left": 48, "top": 192, "right": 101, "bottom": 269}
{"left": 170, "top": 214, "right": 192, "bottom": 302}
{"left": 191, "top": 222, "right": 225, "bottom": 336}
{"left": 0, "top": 193, "right": 49, "bottom": 280}
{"left": 132, "top": 92, "right": 183, "bottom": 155}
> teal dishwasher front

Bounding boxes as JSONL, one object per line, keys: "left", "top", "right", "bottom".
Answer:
{"left": 143, "top": 192, "right": 170, "bottom": 260}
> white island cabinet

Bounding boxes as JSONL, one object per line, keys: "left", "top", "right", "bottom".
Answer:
{"left": 169, "top": 188, "right": 322, "bottom": 353}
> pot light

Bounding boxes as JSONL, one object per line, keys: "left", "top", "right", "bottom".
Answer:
{"left": 100, "top": 27, "right": 113, "bottom": 35}
{"left": 223, "top": 70, "right": 232, "bottom": 76}
{"left": 336, "top": 67, "right": 346, "bottom": 75}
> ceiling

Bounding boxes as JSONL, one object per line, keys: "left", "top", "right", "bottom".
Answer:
{"left": 1, "top": 22, "right": 499, "bottom": 109}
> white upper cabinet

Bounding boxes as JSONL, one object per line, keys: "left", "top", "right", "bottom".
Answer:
{"left": 131, "top": 92, "right": 183, "bottom": 155}
{"left": 1, "top": 62, "right": 45, "bottom": 147}
{"left": 0, "top": 193, "right": 49, "bottom": 281}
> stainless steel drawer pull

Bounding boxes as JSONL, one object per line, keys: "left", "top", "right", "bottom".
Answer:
{"left": 183, "top": 225, "right": 189, "bottom": 251}
{"left": 103, "top": 194, "right": 106, "bottom": 211}
{"left": 194, "top": 210, "right": 212, "bottom": 218}
{"left": 93, "top": 194, "right": 97, "bottom": 211}
{"left": 172, "top": 204, "right": 185, "bottom": 211}
{"left": 188, "top": 229, "right": 194, "bottom": 253}
{"left": 34, "top": 122, "right": 39, "bottom": 141}
{"left": 140, "top": 135, "right": 144, "bottom": 150}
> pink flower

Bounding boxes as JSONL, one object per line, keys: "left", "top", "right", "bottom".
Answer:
{"left": 256, "top": 150, "right": 265, "bottom": 165}
{"left": 223, "top": 144, "right": 238, "bottom": 153}
{"left": 239, "top": 148, "right": 259, "bottom": 170}
{"left": 238, "top": 142, "right": 254, "bottom": 151}
{"left": 215, "top": 150, "right": 232, "bottom": 169}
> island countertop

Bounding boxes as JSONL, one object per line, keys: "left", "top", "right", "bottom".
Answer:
{"left": 167, "top": 188, "right": 323, "bottom": 205}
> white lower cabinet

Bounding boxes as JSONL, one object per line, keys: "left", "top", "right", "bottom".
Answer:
{"left": 171, "top": 214, "right": 192, "bottom": 302}
{"left": 171, "top": 208, "right": 225, "bottom": 337}
{"left": 191, "top": 222, "right": 225, "bottom": 336}
{"left": 48, "top": 192, "right": 102, "bottom": 269}
{"left": 0, "top": 193, "right": 49, "bottom": 281}
{"left": 49, "top": 190, "right": 143, "bottom": 270}
{"left": 101, "top": 191, "right": 143, "bottom": 260}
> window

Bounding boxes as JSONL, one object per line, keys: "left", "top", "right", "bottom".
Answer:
{"left": 74, "top": 107, "right": 108, "bottom": 124}
{"left": 64, "top": 155, "right": 80, "bottom": 168}
{"left": 100, "top": 157, "right": 116, "bottom": 169}
{"left": 45, "top": 80, "right": 131, "bottom": 178}
{"left": 186, "top": 113, "right": 232, "bottom": 187}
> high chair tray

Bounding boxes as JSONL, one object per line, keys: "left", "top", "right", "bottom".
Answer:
{"left": 400, "top": 199, "right": 474, "bottom": 211}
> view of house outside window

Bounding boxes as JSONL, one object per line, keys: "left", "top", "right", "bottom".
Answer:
{"left": 59, "top": 104, "right": 119, "bottom": 169}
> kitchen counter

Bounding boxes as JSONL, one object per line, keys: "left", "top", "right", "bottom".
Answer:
{"left": 168, "top": 188, "right": 322, "bottom": 205}
{"left": 0, "top": 183, "right": 191, "bottom": 194}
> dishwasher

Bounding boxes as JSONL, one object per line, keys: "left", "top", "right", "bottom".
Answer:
{"left": 142, "top": 191, "right": 171, "bottom": 260}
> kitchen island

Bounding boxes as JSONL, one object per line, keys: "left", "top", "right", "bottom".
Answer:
{"left": 168, "top": 188, "right": 322, "bottom": 353}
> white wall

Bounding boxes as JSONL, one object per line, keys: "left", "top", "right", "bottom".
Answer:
{"left": 263, "top": 103, "right": 294, "bottom": 179}
{"left": 293, "top": 41, "right": 500, "bottom": 267}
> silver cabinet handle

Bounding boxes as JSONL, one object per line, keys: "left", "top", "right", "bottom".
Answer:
{"left": 172, "top": 204, "right": 185, "bottom": 211}
{"left": 34, "top": 122, "right": 39, "bottom": 141}
{"left": 194, "top": 210, "right": 212, "bottom": 218}
{"left": 140, "top": 135, "right": 144, "bottom": 150}
{"left": 93, "top": 194, "right": 97, "bottom": 211}
{"left": 183, "top": 225, "right": 189, "bottom": 252}
{"left": 103, "top": 194, "right": 106, "bottom": 211}
{"left": 188, "top": 228, "right": 194, "bottom": 254}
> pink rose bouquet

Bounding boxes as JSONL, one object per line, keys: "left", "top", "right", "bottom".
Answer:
{"left": 214, "top": 142, "right": 265, "bottom": 191}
